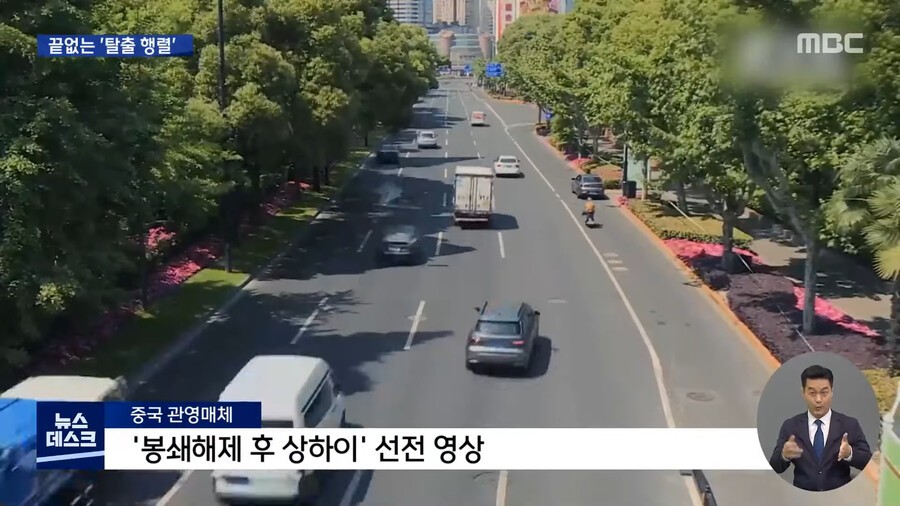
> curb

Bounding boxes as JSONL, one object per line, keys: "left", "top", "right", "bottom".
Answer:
{"left": 120, "top": 143, "right": 386, "bottom": 396}
{"left": 529, "top": 123, "right": 884, "bottom": 487}
{"left": 617, "top": 201, "right": 883, "bottom": 487}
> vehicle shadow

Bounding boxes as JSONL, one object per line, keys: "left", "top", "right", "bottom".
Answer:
{"left": 489, "top": 213, "right": 519, "bottom": 231}
{"left": 472, "top": 336, "right": 553, "bottom": 379}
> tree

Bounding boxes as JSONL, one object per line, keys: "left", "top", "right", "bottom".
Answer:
{"left": 826, "top": 138, "right": 900, "bottom": 368}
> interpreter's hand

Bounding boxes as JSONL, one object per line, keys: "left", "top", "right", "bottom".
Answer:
{"left": 838, "top": 433, "right": 851, "bottom": 461}
{"left": 782, "top": 435, "right": 803, "bottom": 460}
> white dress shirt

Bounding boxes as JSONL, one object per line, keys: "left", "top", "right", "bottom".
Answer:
{"left": 808, "top": 410, "right": 852, "bottom": 461}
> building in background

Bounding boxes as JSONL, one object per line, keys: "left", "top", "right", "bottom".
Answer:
{"left": 387, "top": 0, "right": 425, "bottom": 26}
{"left": 428, "top": 24, "right": 493, "bottom": 65}
{"left": 423, "top": 0, "right": 433, "bottom": 25}
{"left": 494, "top": 0, "right": 559, "bottom": 41}
{"left": 433, "top": 0, "right": 467, "bottom": 25}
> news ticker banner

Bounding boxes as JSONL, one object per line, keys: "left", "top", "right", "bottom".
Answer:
{"left": 36, "top": 35, "right": 193, "bottom": 58}
{"left": 27, "top": 401, "right": 772, "bottom": 471}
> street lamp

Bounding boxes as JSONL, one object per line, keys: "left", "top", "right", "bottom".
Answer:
{"left": 216, "top": 0, "right": 233, "bottom": 272}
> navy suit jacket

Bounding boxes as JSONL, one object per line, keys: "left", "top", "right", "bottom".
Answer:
{"left": 769, "top": 410, "right": 872, "bottom": 491}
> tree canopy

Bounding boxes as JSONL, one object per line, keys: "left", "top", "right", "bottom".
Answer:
{"left": 0, "top": 0, "right": 438, "bottom": 368}
{"left": 494, "top": 0, "right": 899, "bottom": 336}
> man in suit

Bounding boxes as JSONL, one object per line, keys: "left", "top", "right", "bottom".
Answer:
{"left": 769, "top": 364, "right": 872, "bottom": 491}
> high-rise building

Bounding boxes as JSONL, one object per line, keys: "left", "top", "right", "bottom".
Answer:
{"left": 387, "top": 0, "right": 425, "bottom": 26}
{"left": 433, "top": 0, "right": 467, "bottom": 25}
{"left": 495, "top": 0, "right": 559, "bottom": 40}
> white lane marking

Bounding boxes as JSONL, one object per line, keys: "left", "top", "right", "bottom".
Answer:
{"left": 357, "top": 229, "right": 372, "bottom": 253}
{"left": 604, "top": 252, "right": 620, "bottom": 257}
{"left": 291, "top": 297, "right": 329, "bottom": 344}
{"left": 474, "top": 95, "right": 680, "bottom": 435}
{"left": 444, "top": 167, "right": 448, "bottom": 178}
{"left": 496, "top": 469, "right": 509, "bottom": 506}
{"left": 444, "top": 151, "right": 449, "bottom": 158}
{"left": 477, "top": 152, "right": 482, "bottom": 158}
{"left": 155, "top": 470, "right": 195, "bottom": 505}
{"left": 458, "top": 90, "right": 470, "bottom": 118}
{"left": 442, "top": 192, "right": 447, "bottom": 208}
{"left": 404, "top": 300, "right": 426, "bottom": 350}
{"left": 445, "top": 138, "right": 449, "bottom": 146}
{"left": 435, "top": 231, "right": 443, "bottom": 255}
{"left": 613, "top": 266, "right": 629, "bottom": 271}
{"left": 397, "top": 167, "right": 403, "bottom": 176}
{"left": 605, "top": 258, "right": 623, "bottom": 265}
{"left": 339, "top": 470, "right": 363, "bottom": 506}
{"left": 497, "top": 232, "right": 506, "bottom": 259}
{"left": 404, "top": 151, "right": 410, "bottom": 158}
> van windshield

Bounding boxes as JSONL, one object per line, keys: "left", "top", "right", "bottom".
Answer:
{"left": 261, "top": 419, "right": 293, "bottom": 428}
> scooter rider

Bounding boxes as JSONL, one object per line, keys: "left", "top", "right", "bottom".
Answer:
{"left": 583, "top": 197, "right": 596, "bottom": 225}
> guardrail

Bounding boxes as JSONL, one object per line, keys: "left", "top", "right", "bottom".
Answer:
{"left": 681, "top": 469, "right": 718, "bottom": 506}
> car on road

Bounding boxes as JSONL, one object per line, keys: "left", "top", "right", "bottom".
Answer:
{"left": 466, "top": 301, "right": 540, "bottom": 373}
{"left": 416, "top": 130, "right": 439, "bottom": 149}
{"left": 213, "top": 355, "right": 346, "bottom": 504}
{"left": 493, "top": 155, "right": 522, "bottom": 177}
{"left": 470, "top": 111, "right": 487, "bottom": 126}
{"left": 376, "top": 146, "right": 401, "bottom": 165}
{"left": 377, "top": 224, "right": 423, "bottom": 265}
{"left": 571, "top": 174, "right": 606, "bottom": 199}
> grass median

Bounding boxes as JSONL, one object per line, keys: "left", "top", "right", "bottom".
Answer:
{"left": 65, "top": 132, "right": 384, "bottom": 379}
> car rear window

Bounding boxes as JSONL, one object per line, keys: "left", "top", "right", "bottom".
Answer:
{"left": 420, "top": 132, "right": 435, "bottom": 138}
{"left": 498, "top": 157, "right": 517, "bottom": 164}
{"left": 303, "top": 378, "right": 335, "bottom": 428}
{"left": 583, "top": 176, "right": 602, "bottom": 183}
{"left": 473, "top": 112, "right": 485, "bottom": 119}
{"left": 476, "top": 321, "right": 520, "bottom": 335}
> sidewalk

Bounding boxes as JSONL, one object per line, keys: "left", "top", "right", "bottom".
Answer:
{"left": 659, "top": 190, "right": 893, "bottom": 335}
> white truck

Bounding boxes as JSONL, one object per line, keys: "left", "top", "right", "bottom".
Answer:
{"left": 0, "top": 375, "right": 125, "bottom": 506}
{"left": 453, "top": 165, "right": 495, "bottom": 227}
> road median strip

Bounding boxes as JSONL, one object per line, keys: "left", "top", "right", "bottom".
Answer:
{"left": 35, "top": 132, "right": 385, "bottom": 384}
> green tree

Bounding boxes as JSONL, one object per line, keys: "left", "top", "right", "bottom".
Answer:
{"left": 826, "top": 138, "right": 900, "bottom": 367}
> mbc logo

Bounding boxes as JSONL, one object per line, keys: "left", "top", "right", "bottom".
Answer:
{"left": 796, "top": 33, "right": 864, "bottom": 54}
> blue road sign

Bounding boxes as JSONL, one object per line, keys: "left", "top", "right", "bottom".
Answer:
{"left": 485, "top": 62, "right": 504, "bottom": 78}
{"left": 464, "top": 64, "right": 472, "bottom": 72}
{"left": 543, "top": 109, "right": 553, "bottom": 120}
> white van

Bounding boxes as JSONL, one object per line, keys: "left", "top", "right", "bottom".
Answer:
{"left": 211, "top": 355, "right": 346, "bottom": 503}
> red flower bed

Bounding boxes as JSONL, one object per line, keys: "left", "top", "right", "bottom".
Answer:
{"left": 660, "top": 237, "right": 887, "bottom": 369}
{"left": 32, "top": 181, "right": 307, "bottom": 371}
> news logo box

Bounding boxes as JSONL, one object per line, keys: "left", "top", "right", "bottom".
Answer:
{"left": 36, "top": 401, "right": 104, "bottom": 470}
{"left": 34, "top": 401, "right": 261, "bottom": 470}
{"left": 37, "top": 35, "right": 194, "bottom": 58}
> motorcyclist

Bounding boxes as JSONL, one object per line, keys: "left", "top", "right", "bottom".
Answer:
{"left": 583, "top": 198, "right": 596, "bottom": 225}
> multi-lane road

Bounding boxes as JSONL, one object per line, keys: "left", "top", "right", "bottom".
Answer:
{"left": 95, "top": 80, "right": 878, "bottom": 506}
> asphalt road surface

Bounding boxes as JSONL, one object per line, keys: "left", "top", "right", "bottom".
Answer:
{"left": 93, "top": 79, "right": 878, "bottom": 506}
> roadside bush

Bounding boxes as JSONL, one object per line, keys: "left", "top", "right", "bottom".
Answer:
{"left": 629, "top": 200, "right": 752, "bottom": 248}
{"left": 604, "top": 179, "right": 621, "bottom": 190}
{"left": 727, "top": 273, "right": 889, "bottom": 370}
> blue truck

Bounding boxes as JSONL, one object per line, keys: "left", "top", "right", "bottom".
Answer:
{"left": 0, "top": 375, "right": 124, "bottom": 506}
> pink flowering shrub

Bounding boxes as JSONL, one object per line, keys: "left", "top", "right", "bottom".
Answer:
{"left": 34, "top": 182, "right": 307, "bottom": 369}
{"left": 660, "top": 237, "right": 880, "bottom": 340}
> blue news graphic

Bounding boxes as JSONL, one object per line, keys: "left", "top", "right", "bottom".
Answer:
{"left": 35, "top": 401, "right": 105, "bottom": 470}
{"left": 37, "top": 34, "right": 194, "bottom": 58}
{"left": 0, "top": 399, "right": 39, "bottom": 506}
{"left": 104, "top": 401, "right": 262, "bottom": 428}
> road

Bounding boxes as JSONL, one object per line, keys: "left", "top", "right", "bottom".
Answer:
{"left": 94, "top": 79, "right": 878, "bottom": 506}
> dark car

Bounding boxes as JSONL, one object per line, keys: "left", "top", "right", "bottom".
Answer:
{"left": 376, "top": 146, "right": 401, "bottom": 165}
{"left": 571, "top": 174, "right": 605, "bottom": 199}
{"left": 466, "top": 302, "right": 540, "bottom": 373}
{"left": 377, "top": 224, "right": 423, "bottom": 265}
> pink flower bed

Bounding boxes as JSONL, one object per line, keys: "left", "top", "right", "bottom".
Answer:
{"left": 569, "top": 157, "right": 592, "bottom": 170}
{"left": 660, "top": 237, "right": 880, "bottom": 339}
{"left": 35, "top": 181, "right": 307, "bottom": 369}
